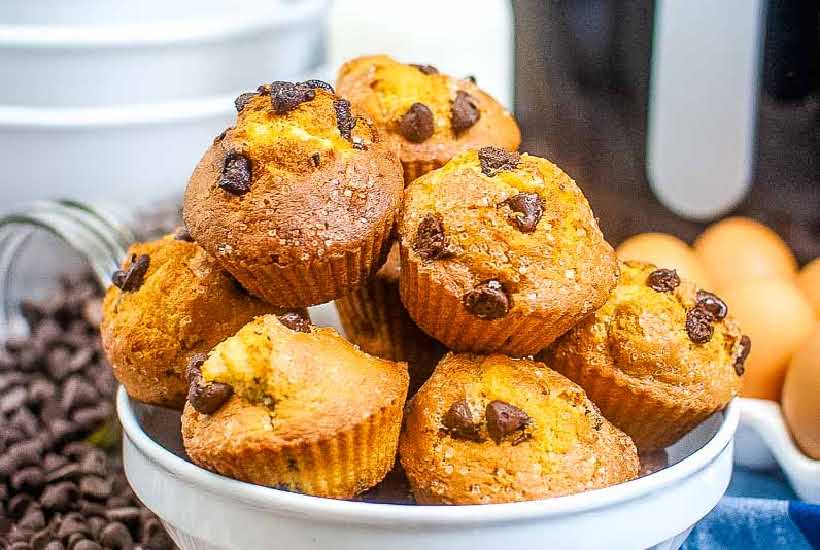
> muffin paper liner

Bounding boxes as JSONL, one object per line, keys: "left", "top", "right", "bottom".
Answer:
{"left": 402, "top": 159, "right": 445, "bottom": 186}
{"left": 230, "top": 215, "right": 394, "bottom": 308}
{"left": 187, "top": 396, "right": 405, "bottom": 500}
{"left": 278, "top": 399, "right": 404, "bottom": 499}
{"left": 335, "top": 277, "right": 445, "bottom": 394}
{"left": 399, "top": 250, "right": 564, "bottom": 356}
{"left": 549, "top": 358, "right": 723, "bottom": 451}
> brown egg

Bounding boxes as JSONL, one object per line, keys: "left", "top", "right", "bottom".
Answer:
{"left": 616, "top": 232, "right": 714, "bottom": 289}
{"left": 782, "top": 325, "right": 820, "bottom": 459}
{"left": 721, "top": 279, "right": 815, "bottom": 401}
{"left": 694, "top": 217, "right": 797, "bottom": 292}
{"left": 797, "top": 258, "right": 820, "bottom": 318}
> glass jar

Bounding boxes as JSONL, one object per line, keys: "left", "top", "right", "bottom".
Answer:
{"left": 0, "top": 198, "right": 181, "bottom": 337}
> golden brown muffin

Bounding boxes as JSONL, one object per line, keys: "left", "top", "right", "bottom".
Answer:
{"left": 398, "top": 148, "right": 619, "bottom": 356}
{"left": 183, "top": 80, "right": 404, "bottom": 308}
{"left": 400, "top": 353, "right": 639, "bottom": 504}
{"left": 100, "top": 233, "right": 287, "bottom": 408}
{"left": 539, "top": 261, "right": 748, "bottom": 450}
{"left": 336, "top": 55, "right": 521, "bottom": 183}
{"left": 181, "top": 314, "right": 409, "bottom": 499}
{"left": 335, "top": 243, "right": 446, "bottom": 395}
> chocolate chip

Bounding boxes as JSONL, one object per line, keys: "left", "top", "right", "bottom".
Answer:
{"left": 277, "top": 311, "right": 311, "bottom": 333}
{"left": 734, "top": 335, "right": 751, "bottom": 375}
{"left": 43, "top": 542, "right": 65, "bottom": 550}
{"left": 501, "top": 192, "right": 544, "bottom": 233}
{"left": 478, "top": 147, "right": 520, "bottom": 176}
{"left": 442, "top": 400, "right": 482, "bottom": 441}
{"left": 646, "top": 268, "right": 680, "bottom": 293}
{"left": 173, "top": 226, "right": 194, "bottom": 242}
{"left": 78, "top": 476, "right": 111, "bottom": 501}
{"left": 399, "top": 103, "right": 435, "bottom": 143}
{"left": 61, "top": 376, "right": 99, "bottom": 412}
{"left": 451, "top": 91, "right": 480, "bottom": 133}
{"left": 39, "top": 482, "right": 78, "bottom": 513}
{"left": 111, "top": 254, "right": 150, "bottom": 293}
{"left": 410, "top": 64, "right": 438, "bottom": 75}
{"left": 303, "top": 79, "right": 334, "bottom": 93}
{"left": 11, "top": 467, "right": 44, "bottom": 493}
{"left": 218, "top": 151, "right": 252, "bottom": 196}
{"left": 309, "top": 152, "right": 321, "bottom": 168}
{"left": 464, "top": 280, "right": 510, "bottom": 320}
{"left": 686, "top": 305, "right": 714, "bottom": 344}
{"left": 269, "top": 81, "right": 315, "bottom": 114}
{"left": 73, "top": 540, "right": 101, "bottom": 550}
{"left": 1, "top": 386, "right": 28, "bottom": 414}
{"left": 186, "top": 355, "right": 233, "bottom": 415}
{"left": 234, "top": 92, "right": 258, "bottom": 113}
{"left": 695, "top": 290, "right": 728, "bottom": 321}
{"left": 413, "top": 213, "right": 454, "bottom": 262}
{"left": 99, "top": 522, "right": 132, "bottom": 550}
{"left": 485, "top": 401, "right": 529, "bottom": 443}
{"left": 44, "top": 464, "right": 80, "bottom": 484}
{"left": 185, "top": 353, "right": 208, "bottom": 385}
{"left": 104, "top": 508, "right": 140, "bottom": 527}
{"left": 17, "top": 506, "right": 45, "bottom": 531}
{"left": 334, "top": 98, "right": 356, "bottom": 141}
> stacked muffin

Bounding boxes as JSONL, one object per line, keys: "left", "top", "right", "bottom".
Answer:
{"left": 100, "top": 56, "right": 748, "bottom": 505}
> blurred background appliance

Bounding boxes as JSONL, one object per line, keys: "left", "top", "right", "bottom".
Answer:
{"left": 514, "top": 0, "right": 819, "bottom": 263}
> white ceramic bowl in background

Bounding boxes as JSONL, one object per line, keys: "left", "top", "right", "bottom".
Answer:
{"left": 0, "top": 0, "right": 328, "bottom": 107}
{"left": 734, "top": 397, "right": 820, "bottom": 503}
{"left": 119, "top": 381, "right": 739, "bottom": 550}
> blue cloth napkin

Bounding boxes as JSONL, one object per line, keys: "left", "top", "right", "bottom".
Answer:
{"left": 683, "top": 467, "right": 820, "bottom": 549}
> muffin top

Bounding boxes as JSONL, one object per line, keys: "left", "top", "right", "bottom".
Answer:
{"left": 183, "top": 80, "right": 403, "bottom": 267}
{"left": 336, "top": 55, "right": 521, "bottom": 169}
{"left": 400, "top": 353, "right": 639, "bottom": 504}
{"left": 100, "top": 233, "right": 278, "bottom": 406}
{"left": 544, "top": 261, "right": 747, "bottom": 404}
{"left": 189, "top": 314, "right": 409, "bottom": 442}
{"left": 399, "top": 148, "right": 618, "bottom": 319}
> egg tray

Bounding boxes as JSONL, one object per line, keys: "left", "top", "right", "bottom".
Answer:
{"left": 734, "top": 397, "right": 820, "bottom": 503}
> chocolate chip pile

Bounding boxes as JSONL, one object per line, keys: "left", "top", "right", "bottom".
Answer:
{"left": 0, "top": 273, "right": 175, "bottom": 550}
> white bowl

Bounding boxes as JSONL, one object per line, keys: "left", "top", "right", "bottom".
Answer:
{"left": 0, "top": 98, "right": 234, "bottom": 214}
{"left": 118, "top": 384, "right": 739, "bottom": 550}
{"left": 734, "top": 397, "right": 820, "bottom": 503}
{"left": 0, "top": 0, "right": 328, "bottom": 106}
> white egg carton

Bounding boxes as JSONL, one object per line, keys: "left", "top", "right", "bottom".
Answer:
{"left": 735, "top": 397, "right": 820, "bottom": 503}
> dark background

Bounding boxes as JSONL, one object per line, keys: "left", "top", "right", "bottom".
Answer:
{"left": 513, "top": 0, "right": 820, "bottom": 263}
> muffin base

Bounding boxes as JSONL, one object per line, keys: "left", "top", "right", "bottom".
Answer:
{"left": 225, "top": 216, "right": 394, "bottom": 308}
{"left": 399, "top": 250, "right": 568, "bottom": 356}
{"left": 182, "top": 395, "right": 404, "bottom": 500}
{"left": 335, "top": 276, "right": 446, "bottom": 395}
{"left": 548, "top": 358, "right": 724, "bottom": 451}
{"left": 402, "top": 159, "right": 445, "bottom": 186}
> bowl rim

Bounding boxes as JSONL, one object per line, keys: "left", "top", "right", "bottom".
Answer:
{"left": 118, "top": 386, "right": 739, "bottom": 526}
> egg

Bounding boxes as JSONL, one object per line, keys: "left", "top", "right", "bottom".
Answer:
{"left": 694, "top": 217, "right": 797, "bottom": 292}
{"left": 797, "top": 258, "right": 820, "bottom": 318}
{"left": 616, "top": 232, "right": 714, "bottom": 289}
{"left": 721, "top": 279, "right": 815, "bottom": 401}
{"left": 782, "top": 325, "right": 820, "bottom": 459}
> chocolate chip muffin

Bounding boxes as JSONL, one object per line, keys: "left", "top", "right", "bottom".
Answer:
{"left": 336, "top": 55, "right": 521, "bottom": 184}
{"left": 398, "top": 147, "right": 619, "bottom": 356}
{"left": 181, "top": 314, "right": 409, "bottom": 499}
{"left": 400, "top": 353, "right": 639, "bottom": 504}
{"left": 183, "top": 80, "right": 404, "bottom": 308}
{"left": 335, "top": 244, "right": 446, "bottom": 395}
{"left": 539, "top": 261, "right": 748, "bottom": 450}
{"left": 100, "top": 233, "right": 287, "bottom": 408}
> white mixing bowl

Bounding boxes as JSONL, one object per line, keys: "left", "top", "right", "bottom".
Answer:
{"left": 118, "top": 386, "right": 739, "bottom": 550}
